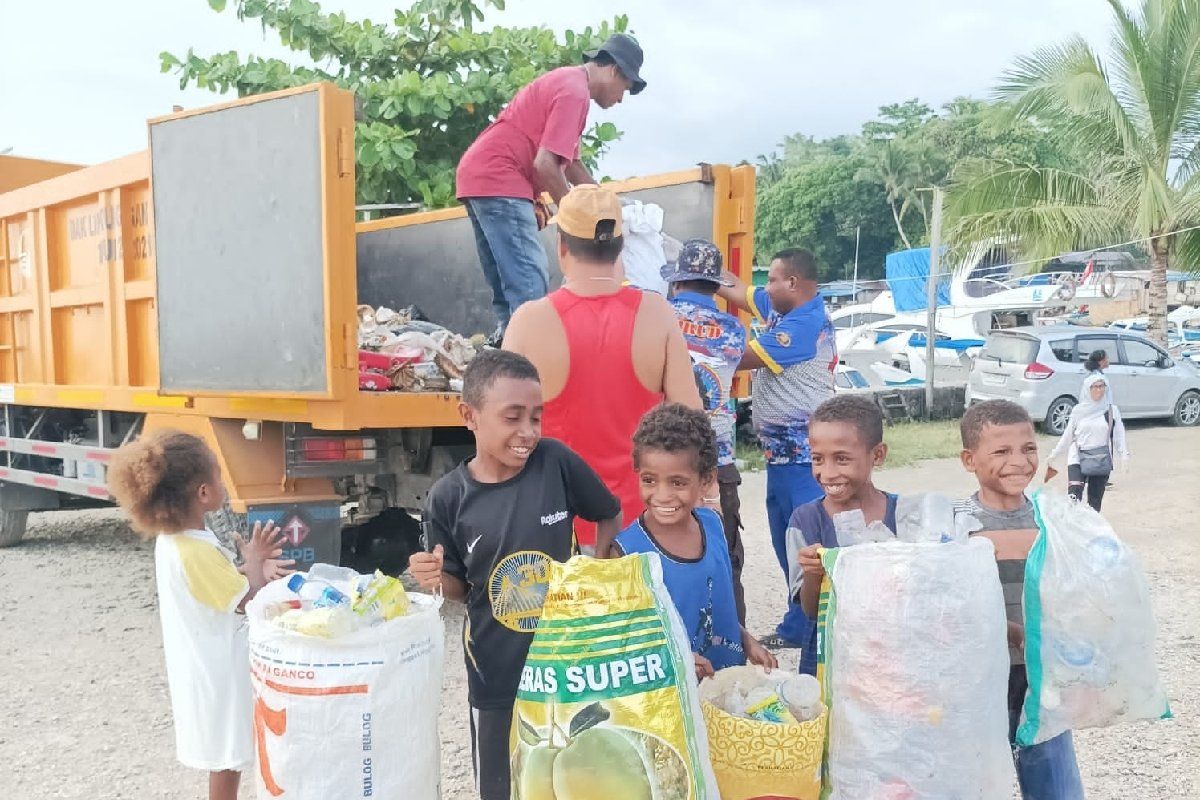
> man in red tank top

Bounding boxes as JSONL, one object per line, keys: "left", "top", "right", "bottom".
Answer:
{"left": 503, "top": 185, "right": 701, "bottom": 556}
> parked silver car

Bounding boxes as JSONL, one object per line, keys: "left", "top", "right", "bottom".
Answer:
{"left": 965, "top": 325, "right": 1200, "bottom": 434}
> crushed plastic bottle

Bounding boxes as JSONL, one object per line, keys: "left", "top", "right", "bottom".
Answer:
{"left": 268, "top": 566, "right": 417, "bottom": 638}
{"left": 895, "top": 492, "right": 967, "bottom": 543}
{"left": 275, "top": 606, "right": 359, "bottom": 638}
{"left": 778, "top": 674, "right": 823, "bottom": 721}
{"left": 710, "top": 668, "right": 825, "bottom": 723}
{"left": 832, "top": 508, "right": 895, "bottom": 546}
{"left": 262, "top": 599, "right": 303, "bottom": 620}
{"left": 351, "top": 570, "right": 410, "bottom": 622}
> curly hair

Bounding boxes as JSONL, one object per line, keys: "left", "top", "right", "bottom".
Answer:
{"left": 107, "top": 430, "right": 217, "bottom": 537}
{"left": 960, "top": 400, "right": 1033, "bottom": 451}
{"left": 811, "top": 395, "right": 884, "bottom": 448}
{"left": 632, "top": 403, "right": 718, "bottom": 477}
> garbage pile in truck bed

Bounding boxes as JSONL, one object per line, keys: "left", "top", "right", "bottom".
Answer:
{"left": 357, "top": 304, "right": 480, "bottom": 393}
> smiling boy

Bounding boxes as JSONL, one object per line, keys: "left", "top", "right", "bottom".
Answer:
{"left": 955, "top": 400, "right": 1084, "bottom": 800}
{"left": 408, "top": 349, "right": 620, "bottom": 800}
{"left": 787, "top": 395, "right": 899, "bottom": 675}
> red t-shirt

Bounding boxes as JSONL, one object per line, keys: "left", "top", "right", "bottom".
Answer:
{"left": 456, "top": 66, "right": 590, "bottom": 201}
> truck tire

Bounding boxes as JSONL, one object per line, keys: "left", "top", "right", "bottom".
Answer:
{"left": 1172, "top": 390, "right": 1200, "bottom": 427}
{"left": 0, "top": 509, "right": 30, "bottom": 548}
{"left": 1042, "top": 396, "right": 1076, "bottom": 436}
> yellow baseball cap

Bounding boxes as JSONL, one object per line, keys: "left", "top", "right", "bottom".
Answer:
{"left": 550, "top": 184, "right": 623, "bottom": 241}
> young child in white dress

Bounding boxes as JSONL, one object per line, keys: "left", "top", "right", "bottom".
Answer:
{"left": 109, "top": 430, "right": 292, "bottom": 800}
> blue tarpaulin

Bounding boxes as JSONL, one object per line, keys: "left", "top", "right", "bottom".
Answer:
{"left": 886, "top": 248, "right": 950, "bottom": 312}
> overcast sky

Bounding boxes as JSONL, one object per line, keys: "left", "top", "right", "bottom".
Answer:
{"left": 2, "top": 0, "right": 1115, "bottom": 178}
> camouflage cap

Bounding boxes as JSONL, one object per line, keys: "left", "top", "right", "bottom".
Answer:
{"left": 660, "top": 238, "right": 732, "bottom": 286}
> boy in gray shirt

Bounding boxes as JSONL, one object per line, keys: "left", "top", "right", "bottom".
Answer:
{"left": 957, "top": 400, "right": 1083, "bottom": 800}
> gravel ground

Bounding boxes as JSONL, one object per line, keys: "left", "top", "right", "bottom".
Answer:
{"left": 1, "top": 424, "right": 1196, "bottom": 799}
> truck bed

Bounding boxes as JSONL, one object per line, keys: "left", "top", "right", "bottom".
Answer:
{"left": 0, "top": 84, "right": 755, "bottom": 432}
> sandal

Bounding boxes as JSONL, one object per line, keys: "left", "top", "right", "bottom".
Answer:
{"left": 758, "top": 633, "right": 802, "bottom": 651}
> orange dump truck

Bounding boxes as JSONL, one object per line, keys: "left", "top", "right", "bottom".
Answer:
{"left": 0, "top": 83, "right": 755, "bottom": 567}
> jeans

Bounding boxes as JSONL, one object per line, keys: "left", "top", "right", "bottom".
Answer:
{"left": 1010, "top": 665, "right": 1085, "bottom": 799}
{"left": 765, "top": 462, "right": 823, "bottom": 644}
{"left": 464, "top": 197, "right": 550, "bottom": 333}
{"left": 1014, "top": 732, "right": 1086, "bottom": 800}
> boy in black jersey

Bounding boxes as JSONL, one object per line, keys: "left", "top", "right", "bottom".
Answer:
{"left": 409, "top": 349, "right": 620, "bottom": 800}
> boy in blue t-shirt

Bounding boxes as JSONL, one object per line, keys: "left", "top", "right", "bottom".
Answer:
{"left": 786, "top": 395, "right": 899, "bottom": 675}
{"left": 612, "top": 403, "right": 777, "bottom": 679}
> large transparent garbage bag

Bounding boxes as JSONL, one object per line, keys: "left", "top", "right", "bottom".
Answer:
{"left": 817, "top": 539, "right": 1014, "bottom": 799}
{"left": 1017, "top": 491, "right": 1171, "bottom": 746}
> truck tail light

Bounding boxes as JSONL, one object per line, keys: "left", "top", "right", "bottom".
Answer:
{"left": 301, "top": 437, "right": 377, "bottom": 462}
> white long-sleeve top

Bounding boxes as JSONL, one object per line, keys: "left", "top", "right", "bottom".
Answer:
{"left": 1048, "top": 405, "right": 1130, "bottom": 466}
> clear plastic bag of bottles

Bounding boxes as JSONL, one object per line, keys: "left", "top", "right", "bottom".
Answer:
{"left": 1017, "top": 491, "right": 1172, "bottom": 746}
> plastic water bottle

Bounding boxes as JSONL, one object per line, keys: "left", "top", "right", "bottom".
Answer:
{"left": 287, "top": 573, "right": 348, "bottom": 608}
{"left": 1086, "top": 536, "right": 1124, "bottom": 571}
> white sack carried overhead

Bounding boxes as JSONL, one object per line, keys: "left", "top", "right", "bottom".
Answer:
{"left": 620, "top": 200, "right": 668, "bottom": 294}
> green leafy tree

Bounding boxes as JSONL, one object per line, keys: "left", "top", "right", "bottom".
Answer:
{"left": 948, "top": 0, "right": 1200, "bottom": 344}
{"left": 857, "top": 98, "right": 1071, "bottom": 248}
{"left": 756, "top": 155, "right": 897, "bottom": 281}
{"left": 162, "top": 0, "right": 627, "bottom": 207}
{"left": 857, "top": 140, "right": 925, "bottom": 249}
{"left": 755, "top": 95, "right": 1087, "bottom": 279}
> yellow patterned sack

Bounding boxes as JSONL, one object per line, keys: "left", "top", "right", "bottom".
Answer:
{"left": 699, "top": 667, "right": 825, "bottom": 800}
{"left": 510, "top": 553, "right": 718, "bottom": 800}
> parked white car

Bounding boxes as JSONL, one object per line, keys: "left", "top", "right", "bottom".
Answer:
{"left": 965, "top": 325, "right": 1200, "bottom": 434}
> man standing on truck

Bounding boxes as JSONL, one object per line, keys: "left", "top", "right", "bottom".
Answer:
{"left": 717, "top": 249, "right": 837, "bottom": 650}
{"left": 456, "top": 33, "right": 647, "bottom": 344}
{"left": 502, "top": 184, "right": 699, "bottom": 557}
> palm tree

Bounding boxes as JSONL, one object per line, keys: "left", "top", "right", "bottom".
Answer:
{"left": 862, "top": 142, "right": 918, "bottom": 249}
{"left": 948, "top": 0, "right": 1200, "bottom": 345}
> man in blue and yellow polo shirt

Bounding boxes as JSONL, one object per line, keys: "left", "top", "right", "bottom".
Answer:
{"left": 719, "top": 247, "right": 837, "bottom": 649}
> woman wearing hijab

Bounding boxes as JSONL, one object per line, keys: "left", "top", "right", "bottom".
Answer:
{"left": 1081, "top": 349, "right": 1114, "bottom": 403}
{"left": 1045, "top": 373, "right": 1130, "bottom": 511}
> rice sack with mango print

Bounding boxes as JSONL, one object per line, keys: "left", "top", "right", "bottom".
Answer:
{"left": 510, "top": 553, "right": 718, "bottom": 800}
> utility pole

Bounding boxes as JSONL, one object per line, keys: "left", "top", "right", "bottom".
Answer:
{"left": 852, "top": 225, "right": 861, "bottom": 301}
{"left": 925, "top": 187, "right": 944, "bottom": 420}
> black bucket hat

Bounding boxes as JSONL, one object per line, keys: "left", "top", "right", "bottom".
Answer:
{"left": 584, "top": 33, "right": 647, "bottom": 95}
